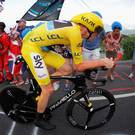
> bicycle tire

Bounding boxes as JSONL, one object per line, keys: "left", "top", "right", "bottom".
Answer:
{"left": 0, "top": 86, "right": 37, "bottom": 123}
{"left": 66, "top": 88, "right": 116, "bottom": 130}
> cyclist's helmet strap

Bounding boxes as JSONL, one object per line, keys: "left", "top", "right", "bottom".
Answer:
{"left": 71, "top": 12, "right": 104, "bottom": 33}
{"left": 86, "top": 26, "right": 104, "bottom": 40}
{"left": 95, "top": 26, "right": 104, "bottom": 34}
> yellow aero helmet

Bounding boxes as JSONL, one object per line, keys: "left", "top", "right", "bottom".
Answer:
{"left": 71, "top": 12, "right": 104, "bottom": 33}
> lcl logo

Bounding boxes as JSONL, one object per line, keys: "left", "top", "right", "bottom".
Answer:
{"left": 47, "top": 34, "right": 63, "bottom": 40}
{"left": 30, "top": 37, "right": 45, "bottom": 42}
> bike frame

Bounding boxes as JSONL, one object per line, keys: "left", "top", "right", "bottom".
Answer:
{"left": 29, "top": 74, "right": 87, "bottom": 112}
{"left": 49, "top": 89, "right": 78, "bottom": 111}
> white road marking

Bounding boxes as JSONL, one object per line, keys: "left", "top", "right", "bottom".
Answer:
{"left": 115, "top": 92, "right": 135, "bottom": 99}
{"left": 0, "top": 111, "right": 4, "bottom": 114}
{"left": 31, "top": 127, "right": 39, "bottom": 135}
{"left": 80, "top": 92, "right": 135, "bottom": 101}
{"left": 8, "top": 121, "right": 16, "bottom": 135}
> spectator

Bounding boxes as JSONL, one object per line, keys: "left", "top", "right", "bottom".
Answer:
{"left": 104, "top": 21, "right": 123, "bottom": 80}
{"left": 0, "top": 4, "right": 4, "bottom": 12}
{"left": 83, "top": 11, "right": 105, "bottom": 60}
{"left": 16, "top": 19, "right": 34, "bottom": 39}
{"left": 83, "top": 29, "right": 105, "bottom": 60}
{"left": 128, "top": 48, "right": 135, "bottom": 79}
{"left": 16, "top": 19, "right": 34, "bottom": 84}
{"left": 0, "top": 22, "right": 13, "bottom": 83}
{"left": 8, "top": 27, "right": 24, "bottom": 85}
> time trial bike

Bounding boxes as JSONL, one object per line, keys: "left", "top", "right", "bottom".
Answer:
{"left": 0, "top": 60, "right": 116, "bottom": 130}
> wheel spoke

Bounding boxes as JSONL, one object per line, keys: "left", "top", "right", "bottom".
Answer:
{"left": 17, "top": 104, "right": 37, "bottom": 111}
{"left": 17, "top": 109, "right": 37, "bottom": 114}
{"left": 76, "top": 94, "right": 93, "bottom": 111}
{"left": 74, "top": 99, "right": 89, "bottom": 111}
{"left": 84, "top": 112, "right": 93, "bottom": 130}
{"left": 93, "top": 104, "right": 110, "bottom": 113}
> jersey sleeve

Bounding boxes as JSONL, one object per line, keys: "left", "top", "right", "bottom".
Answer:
{"left": 67, "top": 28, "right": 83, "bottom": 65}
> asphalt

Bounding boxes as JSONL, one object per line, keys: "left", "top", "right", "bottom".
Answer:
{"left": 0, "top": 61, "right": 135, "bottom": 135}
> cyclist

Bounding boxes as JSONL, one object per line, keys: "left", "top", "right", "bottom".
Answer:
{"left": 21, "top": 12, "right": 114, "bottom": 130}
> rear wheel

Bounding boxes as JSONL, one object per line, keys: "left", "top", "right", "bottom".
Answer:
{"left": 66, "top": 88, "right": 116, "bottom": 130}
{"left": 0, "top": 86, "right": 37, "bottom": 123}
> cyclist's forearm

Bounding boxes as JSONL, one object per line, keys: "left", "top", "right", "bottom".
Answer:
{"left": 74, "top": 58, "right": 114, "bottom": 72}
{"left": 74, "top": 60, "right": 104, "bottom": 71}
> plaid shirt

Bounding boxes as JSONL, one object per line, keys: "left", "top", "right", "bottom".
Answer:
{"left": 104, "top": 32, "right": 122, "bottom": 52}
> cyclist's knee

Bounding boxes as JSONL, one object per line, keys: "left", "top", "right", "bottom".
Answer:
{"left": 40, "top": 84, "right": 54, "bottom": 94}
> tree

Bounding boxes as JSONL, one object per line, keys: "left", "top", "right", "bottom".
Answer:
{"left": 121, "top": 35, "right": 135, "bottom": 60}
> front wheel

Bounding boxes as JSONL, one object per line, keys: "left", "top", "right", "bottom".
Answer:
{"left": 0, "top": 86, "right": 37, "bottom": 123}
{"left": 66, "top": 88, "right": 116, "bottom": 130}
